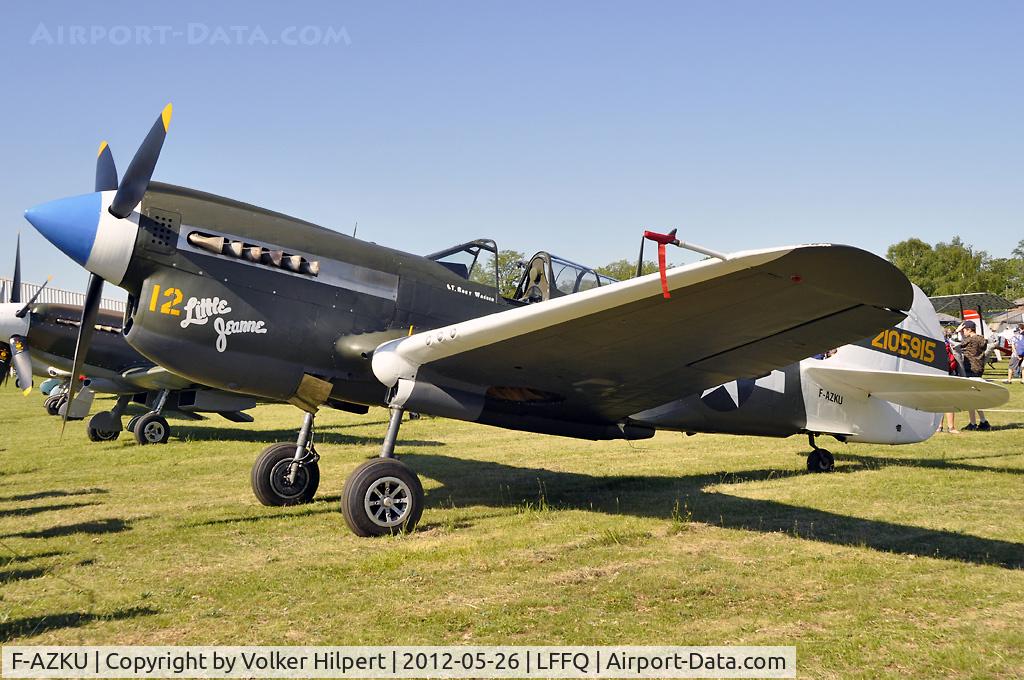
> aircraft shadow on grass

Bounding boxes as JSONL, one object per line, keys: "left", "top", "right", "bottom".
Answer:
{"left": 0, "top": 501, "right": 102, "bottom": 519}
{"left": 0, "top": 488, "right": 108, "bottom": 503}
{"left": 0, "top": 566, "right": 48, "bottom": 585}
{"left": 403, "top": 452, "right": 1024, "bottom": 570}
{"left": 0, "top": 517, "right": 132, "bottom": 540}
{"left": 0, "top": 607, "right": 158, "bottom": 644}
{"left": 831, "top": 451, "right": 1024, "bottom": 476}
{"left": 172, "top": 423, "right": 442, "bottom": 447}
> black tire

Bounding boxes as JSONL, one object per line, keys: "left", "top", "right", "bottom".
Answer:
{"left": 341, "top": 458, "right": 424, "bottom": 537}
{"left": 251, "top": 443, "right": 320, "bottom": 506}
{"left": 125, "top": 415, "right": 141, "bottom": 433}
{"left": 807, "top": 449, "right": 835, "bottom": 473}
{"left": 87, "top": 427, "right": 120, "bottom": 442}
{"left": 133, "top": 412, "right": 170, "bottom": 445}
{"left": 45, "top": 396, "right": 62, "bottom": 416}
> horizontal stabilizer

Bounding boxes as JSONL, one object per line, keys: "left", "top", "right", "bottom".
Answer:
{"left": 805, "top": 365, "right": 1009, "bottom": 412}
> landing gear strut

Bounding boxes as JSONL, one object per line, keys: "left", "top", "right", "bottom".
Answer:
{"left": 251, "top": 411, "right": 320, "bottom": 506}
{"left": 341, "top": 406, "right": 424, "bottom": 537}
{"left": 132, "top": 389, "right": 171, "bottom": 445}
{"left": 806, "top": 433, "right": 835, "bottom": 473}
{"left": 86, "top": 395, "right": 130, "bottom": 442}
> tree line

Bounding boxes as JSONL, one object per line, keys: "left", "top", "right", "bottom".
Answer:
{"left": 886, "top": 237, "right": 1024, "bottom": 302}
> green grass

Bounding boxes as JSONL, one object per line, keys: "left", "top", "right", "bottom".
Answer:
{"left": 1, "top": 368, "right": 1022, "bottom": 679}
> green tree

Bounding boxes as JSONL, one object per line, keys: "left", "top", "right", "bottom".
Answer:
{"left": 886, "top": 238, "right": 937, "bottom": 293}
{"left": 595, "top": 259, "right": 659, "bottom": 281}
{"left": 471, "top": 249, "right": 526, "bottom": 299}
{"left": 886, "top": 236, "right": 1024, "bottom": 300}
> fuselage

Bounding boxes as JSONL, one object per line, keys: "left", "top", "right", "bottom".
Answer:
{"left": 114, "top": 183, "right": 512, "bottom": 407}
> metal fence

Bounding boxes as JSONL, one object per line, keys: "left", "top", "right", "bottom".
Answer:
{"left": 0, "top": 277, "right": 127, "bottom": 313}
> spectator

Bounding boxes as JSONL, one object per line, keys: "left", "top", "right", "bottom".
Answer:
{"left": 959, "top": 320, "right": 991, "bottom": 431}
{"left": 1007, "top": 324, "right": 1024, "bottom": 385}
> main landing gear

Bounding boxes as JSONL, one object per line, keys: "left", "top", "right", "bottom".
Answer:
{"left": 44, "top": 382, "right": 71, "bottom": 417}
{"left": 249, "top": 406, "right": 425, "bottom": 537}
{"left": 341, "top": 406, "right": 424, "bottom": 537}
{"left": 85, "top": 391, "right": 173, "bottom": 444}
{"left": 86, "top": 395, "right": 131, "bottom": 442}
{"left": 251, "top": 411, "right": 321, "bottom": 506}
{"left": 806, "top": 433, "right": 835, "bottom": 473}
{"left": 129, "top": 389, "right": 172, "bottom": 445}
{"left": 44, "top": 392, "right": 67, "bottom": 416}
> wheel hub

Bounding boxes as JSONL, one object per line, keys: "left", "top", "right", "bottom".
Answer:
{"left": 364, "top": 476, "right": 411, "bottom": 528}
{"left": 269, "top": 459, "right": 309, "bottom": 499}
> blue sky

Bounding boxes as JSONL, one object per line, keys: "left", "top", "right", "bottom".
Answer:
{"left": 2, "top": 1, "right": 1022, "bottom": 293}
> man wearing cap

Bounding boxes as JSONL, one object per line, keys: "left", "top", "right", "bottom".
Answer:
{"left": 959, "top": 320, "right": 991, "bottom": 431}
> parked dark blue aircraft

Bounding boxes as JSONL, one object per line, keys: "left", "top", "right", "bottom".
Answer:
{"left": 26, "top": 105, "right": 926, "bottom": 537}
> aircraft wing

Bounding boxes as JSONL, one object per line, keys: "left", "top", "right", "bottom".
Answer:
{"left": 120, "top": 365, "right": 194, "bottom": 391}
{"left": 804, "top": 365, "right": 1010, "bottom": 412}
{"left": 373, "top": 244, "right": 913, "bottom": 425}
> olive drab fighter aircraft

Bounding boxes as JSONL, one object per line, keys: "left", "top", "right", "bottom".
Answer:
{"left": 1, "top": 241, "right": 258, "bottom": 444}
{"left": 25, "top": 104, "right": 984, "bottom": 537}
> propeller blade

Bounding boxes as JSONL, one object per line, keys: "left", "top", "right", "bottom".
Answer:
{"left": 16, "top": 276, "right": 52, "bottom": 318}
{"left": 11, "top": 234, "right": 21, "bottom": 303}
{"left": 109, "top": 104, "right": 172, "bottom": 218}
{"left": 0, "top": 343, "right": 11, "bottom": 387}
{"left": 62, "top": 273, "right": 104, "bottom": 435}
{"left": 95, "top": 140, "right": 119, "bottom": 192}
{"left": 10, "top": 334, "right": 33, "bottom": 395}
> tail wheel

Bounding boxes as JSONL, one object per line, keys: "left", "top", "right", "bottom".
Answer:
{"left": 251, "top": 442, "right": 320, "bottom": 506}
{"left": 341, "top": 458, "right": 424, "bottom": 537}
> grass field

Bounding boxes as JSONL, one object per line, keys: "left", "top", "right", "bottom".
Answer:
{"left": 1, "top": 368, "right": 1022, "bottom": 679}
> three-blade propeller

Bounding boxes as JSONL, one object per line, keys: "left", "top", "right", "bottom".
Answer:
{"left": 3, "top": 236, "right": 40, "bottom": 394}
{"left": 108, "top": 104, "right": 170, "bottom": 218}
{"left": 61, "top": 104, "right": 172, "bottom": 435}
{"left": 1, "top": 235, "right": 20, "bottom": 385}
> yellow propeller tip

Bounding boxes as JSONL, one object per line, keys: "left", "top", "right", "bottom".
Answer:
{"left": 97, "top": 140, "right": 108, "bottom": 157}
{"left": 161, "top": 103, "right": 173, "bottom": 131}
{"left": 22, "top": 388, "right": 32, "bottom": 396}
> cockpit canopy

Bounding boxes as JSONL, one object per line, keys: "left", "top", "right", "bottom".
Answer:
{"left": 514, "top": 252, "right": 617, "bottom": 303}
{"left": 426, "top": 239, "right": 500, "bottom": 289}
{"left": 426, "top": 240, "right": 617, "bottom": 303}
